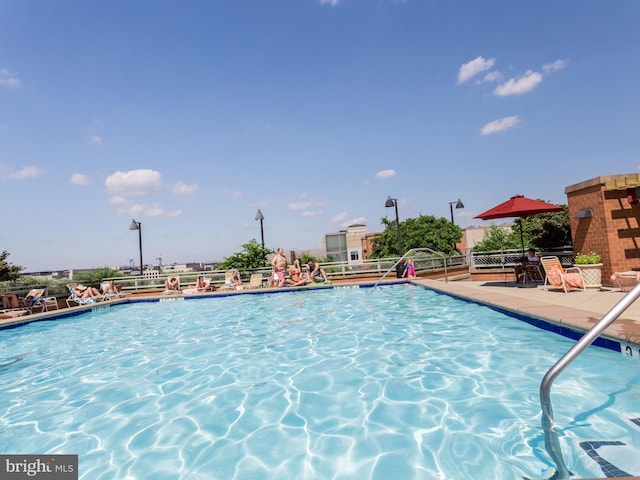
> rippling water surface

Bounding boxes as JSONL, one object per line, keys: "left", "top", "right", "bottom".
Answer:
{"left": 1, "top": 286, "right": 639, "bottom": 479}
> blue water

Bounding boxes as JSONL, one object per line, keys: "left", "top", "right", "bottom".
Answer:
{"left": 1, "top": 285, "right": 639, "bottom": 479}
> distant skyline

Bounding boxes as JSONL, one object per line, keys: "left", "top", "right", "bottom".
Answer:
{"left": 1, "top": 1, "right": 639, "bottom": 271}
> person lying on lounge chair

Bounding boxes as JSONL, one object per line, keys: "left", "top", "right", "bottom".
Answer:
{"left": 74, "top": 285, "right": 102, "bottom": 299}
{"left": 183, "top": 276, "right": 211, "bottom": 294}
{"left": 102, "top": 280, "right": 122, "bottom": 295}
{"left": 164, "top": 276, "right": 181, "bottom": 293}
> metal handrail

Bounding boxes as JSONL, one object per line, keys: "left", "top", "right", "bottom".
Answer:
{"left": 374, "top": 248, "right": 448, "bottom": 287}
{"left": 539, "top": 281, "right": 640, "bottom": 479}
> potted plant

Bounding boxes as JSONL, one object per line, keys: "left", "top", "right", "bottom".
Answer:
{"left": 574, "top": 251, "right": 603, "bottom": 288}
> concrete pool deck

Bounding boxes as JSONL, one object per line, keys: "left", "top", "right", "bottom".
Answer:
{"left": 415, "top": 278, "right": 640, "bottom": 346}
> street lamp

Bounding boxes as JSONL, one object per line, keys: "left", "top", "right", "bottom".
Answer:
{"left": 255, "top": 209, "right": 265, "bottom": 248}
{"left": 448, "top": 199, "right": 464, "bottom": 252}
{"left": 448, "top": 198, "right": 464, "bottom": 225}
{"left": 385, "top": 196, "right": 402, "bottom": 256}
{"left": 129, "top": 219, "right": 143, "bottom": 276}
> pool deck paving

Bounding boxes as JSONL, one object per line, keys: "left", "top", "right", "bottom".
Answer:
{"left": 413, "top": 278, "right": 640, "bottom": 346}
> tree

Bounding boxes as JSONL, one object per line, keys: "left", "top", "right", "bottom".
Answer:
{"left": 472, "top": 207, "right": 571, "bottom": 252}
{"left": 518, "top": 207, "right": 571, "bottom": 251}
{"left": 0, "top": 250, "right": 23, "bottom": 282}
{"left": 72, "top": 267, "right": 124, "bottom": 287}
{"left": 217, "top": 239, "right": 273, "bottom": 271}
{"left": 370, "top": 214, "right": 463, "bottom": 258}
{"left": 471, "top": 225, "right": 521, "bottom": 252}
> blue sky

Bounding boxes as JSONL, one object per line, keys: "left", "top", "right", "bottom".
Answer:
{"left": 1, "top": 0, "right": 639, "bottom": 272}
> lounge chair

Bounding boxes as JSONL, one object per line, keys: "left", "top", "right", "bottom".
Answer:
{"left": 610, "top": 271, "right": 640, "bottom": 292}
{"left": 18, "top": 289, "right": 57, "bottom": 313}
{"left": 163, "top": 276, "right": 181, "bottom": 295}
{"left": 66, "top": 284, "right": 107, "bottom": 307}
{"left": 246, "top": 274, "right": 263, "bottom": 289}
{"left": 100, "top": 281, "right": 127, "bottom": 298}
{"left": 540, "top": 256, "right": 586, "bottom": 293}
{"left": 182, "top": 278, "right": 211, "bottom": 294}
{"left": 218, "top": 271, "right": 238, "bottom": 291}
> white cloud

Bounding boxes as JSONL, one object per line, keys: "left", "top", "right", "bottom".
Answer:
{"left": 481, "top": 116, "right": 521, "bottom": 135}
{"left": 88, "top": 135, "right": 103, "bottom": 145}
{"left": 0, "top": 68, "right": 21, "bottom": 88}
{"left": 223, "top": 189, "right": 243, "bottom": 199}
{"left": 319, "top": 0, "right": 339, "bottom": 5}
{"left": 340, "top": 216, "right": 367, "bottom": 228}
{"left": 331, "top": 212, "right": 348, "bottom": 224}
{"left": 543, "top": 59, "right": 568, "bottom": 74}
{"left": 483, "top": 71, "right": 502, "bottom": 83}
{"left": 289, "top": 201, "right": 312, "bottom": 211}
{"left": 109, "top": 196, "right": 128, "bottom": 206}
{"left": 494, "top": 70, "right": 543, "bottom": 96}
{"left": 458, "top": 56, "right": 496, "bottom": 84}
{"left": 111, "top": 198, "right": 182, "bottom": 218}
{"left": 70, "top": 173, "right": 90, "bottom": 186}
{"left": 375, "top": 169, "right": 396, "bottom": 179}
{"left": 105, "top": 169, "right": 162, "bottom": 196}
{"left": 6, "top": 166, "right": 44, "bottom": 179}
{"left": 301, "top": 211, "right": 319, "bottom": 218}
{"left": 172, "top": 181, "right": 198, "bottom": 196}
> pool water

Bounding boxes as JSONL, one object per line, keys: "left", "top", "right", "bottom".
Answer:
{"left": 1, "top": 285, "right": 639, "bottom": 479}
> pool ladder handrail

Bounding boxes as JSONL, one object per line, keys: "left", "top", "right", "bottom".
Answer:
{"left": 374, "top": 248, "right": 448, "bottom": 287}
{"left": 540, "top": 281, "right": 640, "bottom": 479}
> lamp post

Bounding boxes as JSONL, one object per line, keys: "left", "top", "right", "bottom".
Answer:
{"left": 129, "top": 219, "right": 143, "bottom": 276}
{"left": 448, "top": 198, "right": 464, "bottom": 225}
{"left": 385, "top": 196, "right": 402, "bottom": 256}
{"left": 255, "top": 209, "right": 265, "bottom": 248}
{"left": 448, "top": 198, "right": 464, "bottom": 252}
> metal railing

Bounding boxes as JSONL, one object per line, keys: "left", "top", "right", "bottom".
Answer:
{"left": 539, "top": 282, "right": 640, "bottom": 479}
{"left": 469, "top": 249, "right": 574, "bottom": 270}
{"left": 374, "top": 248, "right": 450, "bottom": 287}
{"left": 98, "top": 254, "right": 467, "bottom": 294}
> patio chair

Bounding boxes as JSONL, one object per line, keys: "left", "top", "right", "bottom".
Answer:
{"left": 609, "top": 271, "right": 640, "bottom": 292}
{"left": 100, "top": 281, "right": 127, "bottom": 298}
{"left": 540, "top": 256, "right": 586, "bottom": 293}
{"left": 0, "top": 308, "right": 31, "bottom": 319}
{"left": 18, "top": 289, "right": 55, "bottom": 313}
{"left": 246, "top": 274, "right": 263, "bottom": 289}
{"left": 66, "top": 284, "right": 107, "bottom": 307}
{"left": 218, "top": 271, "right": 237, "bottom": 291}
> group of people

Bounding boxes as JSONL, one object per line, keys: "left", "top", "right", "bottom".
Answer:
{"left": 164, "top": 275, "right": 210, "bottom": 294}
{"left": 270, "top": 248, "right": 330, "bottom": 288}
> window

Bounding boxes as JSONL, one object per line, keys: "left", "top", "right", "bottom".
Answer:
{"left": 350, "top": 251, "right": 359, "bottom": 261}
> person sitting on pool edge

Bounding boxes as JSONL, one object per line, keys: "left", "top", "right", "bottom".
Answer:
{"left": 286, "top": 258, "right": 311, "bottom": 286}
{"left": 402, "top": 258, "right": 415, "bottom": 278}
{"left": 307, "top": 260, "right": 330, "bottom": 284}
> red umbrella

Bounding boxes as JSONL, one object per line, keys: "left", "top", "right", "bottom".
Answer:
{"left": 474, "top": 195, "right": 564, "bottom": 253}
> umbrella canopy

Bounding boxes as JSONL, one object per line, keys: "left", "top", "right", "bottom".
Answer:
{"left": 474, "top": 195, "right": 564, "bottom": 255}
{"left": 475, "top": 195, "right": 563, "bottom": 220}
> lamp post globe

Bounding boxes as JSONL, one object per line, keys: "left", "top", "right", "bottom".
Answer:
{"left": 129, "top": 219, "right": 143, "bottom": 276}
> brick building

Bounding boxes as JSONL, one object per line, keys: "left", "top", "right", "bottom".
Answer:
{"left": 565, "top": 173, "right": 640, "bottom": 281}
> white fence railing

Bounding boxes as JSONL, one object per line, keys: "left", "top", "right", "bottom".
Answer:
{"left": 103, "top": 254, "right": 468, "bottom": 293}
{"left": 468, "top": 249, "right": 574, "bottom": 270}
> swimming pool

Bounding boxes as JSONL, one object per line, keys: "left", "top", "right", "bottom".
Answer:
{"left": 1, "top": 285, "right": 638, "bottom": 479}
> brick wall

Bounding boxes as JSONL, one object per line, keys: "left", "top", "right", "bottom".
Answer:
{"left": 566, "top": 175, "right": 640, "bottom": 281}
